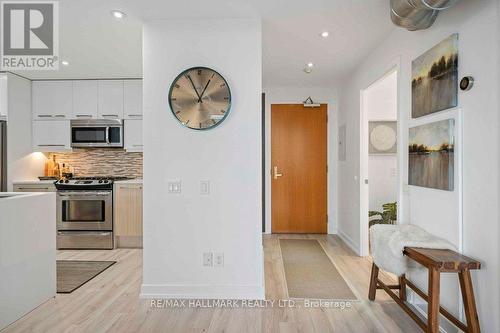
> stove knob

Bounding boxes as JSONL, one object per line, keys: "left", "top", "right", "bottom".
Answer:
{"left": 104, "top": 180, "right": 109, "bottom": 183}
{"left": 65, "top": 180, "right": 69, "bottom": 183}
{"left": 98, "top": 180, "right": 103, "bottom": 183}
{"left": 59, "top": 180, "right": 64, "bottom": 183}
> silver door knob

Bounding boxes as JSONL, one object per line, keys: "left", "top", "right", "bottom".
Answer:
{"left": 273, "top": 166, "right": 283, "bottom": 180}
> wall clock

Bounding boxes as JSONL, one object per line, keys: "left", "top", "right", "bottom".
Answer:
{"left": 168, "top": 67, "right": 231, "bottom": 130}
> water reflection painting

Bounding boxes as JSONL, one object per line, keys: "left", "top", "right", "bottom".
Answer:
{"left": 412, "top": 34, "right": 458, "bottom": 118}
{"left": 409, "top": 119, "right": 455, "bottom": 191}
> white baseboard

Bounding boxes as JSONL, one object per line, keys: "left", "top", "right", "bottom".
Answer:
{"left": 337, "top": 229, "right": 360, "bottom": 255}
{"left": 140, "top": 284, "right": 265, "bottom": 300}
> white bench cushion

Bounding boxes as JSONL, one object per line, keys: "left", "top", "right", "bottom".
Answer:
{"left": 369, "top": 224, "right": 456, "bottom": 276}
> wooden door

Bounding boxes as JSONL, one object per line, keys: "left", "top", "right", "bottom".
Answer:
{"left": 271, "top": 104, "right": 327, "bottom": 233}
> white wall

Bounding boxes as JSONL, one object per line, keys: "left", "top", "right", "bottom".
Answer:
{"left": 6, "top": 73, "right": 45, "bottom": 190}
{"left": 365, "top": 71, "right": 398, "bottom": 212}
{"left": 263, "top": 85, "right": 337, "bottom": 234}
{"left": 142, "top": 19, "right": 264, "bottom": 299}
{"left": 336, "top": 1, "right": 499, "bottom": 331}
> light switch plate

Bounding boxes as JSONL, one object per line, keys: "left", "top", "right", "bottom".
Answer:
{"left": 200, "top": 180, "right": 210, "bottom": 195}
{"left": 214, "top": 252, "right": 224, "bottom": 267}
{"left": 203, "top": 252, "right": 213, "bottom": 267}
{"left": 167, "top": 180, "right": 182, "bottom": 194}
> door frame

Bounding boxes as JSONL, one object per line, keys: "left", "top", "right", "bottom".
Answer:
{"left": 359, "top": 60, "right": 402, "bottom": 256}
{"left": 267, "top": 102, "right": 330, "bottom": 234}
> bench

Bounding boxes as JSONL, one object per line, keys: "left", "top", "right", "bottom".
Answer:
{"left": 369, "top": 247, "right": 481, "bottom": 333}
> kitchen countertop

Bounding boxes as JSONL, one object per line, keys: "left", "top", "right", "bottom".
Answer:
{"left": 12, "top": 180, "right": 57, "bottom": 185}
{"left": 0, "top": 192, "right": 47, "bottom": 199}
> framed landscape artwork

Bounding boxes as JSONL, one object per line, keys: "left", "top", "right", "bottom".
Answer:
{"left": 408, "top": 119, "right": 455, "bottom": 191}
{"left": 369, "top": 121, "right": 397, "bottom": 154}
{"left": 412, "top": 34, "right": 458, "bottom": 118}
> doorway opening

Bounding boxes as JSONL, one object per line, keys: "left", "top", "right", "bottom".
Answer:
{"left": 360, "top": 68, "right": 399, "bottom": 256}
{"left": 271, "top": 104, "right": 328, "bottom": 234}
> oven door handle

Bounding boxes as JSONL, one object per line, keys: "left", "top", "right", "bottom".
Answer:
{"left": 58, "top": 191, "right": 112, "bottom": 196}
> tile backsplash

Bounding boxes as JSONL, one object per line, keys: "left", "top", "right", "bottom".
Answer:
{"left": 50, "top": 149, "right": 143, "bottom": 178}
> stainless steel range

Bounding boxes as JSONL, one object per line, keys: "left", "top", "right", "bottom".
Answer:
{"left": 55, "top": 177, "right": 126, "bottom": 249}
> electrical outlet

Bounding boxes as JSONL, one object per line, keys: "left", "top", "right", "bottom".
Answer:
{"left": 167, "top": 180, "right": 181, "bottom": 194}
{"left": 214, "top": 252, "right": 224, "bottom": 267}
{"left": 200, "top": 180, "right": 210, "bottom": 195}
{"left": 203, "top": 252, "right": 213, "bottom": 267}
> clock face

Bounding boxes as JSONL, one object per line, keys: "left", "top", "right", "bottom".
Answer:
{"left": 168, "top": 67, "right": 231, "bottom": 130}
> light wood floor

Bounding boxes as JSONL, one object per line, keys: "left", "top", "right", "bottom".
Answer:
{"left": 2, "top": 234, "right": 421, "bottom": 333}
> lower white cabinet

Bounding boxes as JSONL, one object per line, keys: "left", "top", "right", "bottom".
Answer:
{"left": 33, "top": 120, "right": 71, "bottom": 152}
{"left": 124, "top": 119, "right": 143, "bottom": 152}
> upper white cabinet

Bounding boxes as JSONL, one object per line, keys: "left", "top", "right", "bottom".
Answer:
{"left": 31, "top": 79, "right": 143, "bottom": 152}
{"left": 124, "top": 119, "right": 143, "bottom": 152}
{"left": 124, "top": 80, "right": 143, "bottom": 119}
{"left": 32, "top": 81, "right": 72, "bottom": 120}
{"left": 33, "top": 120, "right": 71, "bottom": 152}
{"left": 98, "top": 80, "right": 124, "bottom": 119}
{"left": 72, "top": 81, "right": 98, "bottom": 119}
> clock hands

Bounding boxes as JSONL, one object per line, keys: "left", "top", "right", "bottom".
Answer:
{"left": 187, "top": 74, "right": 211, "bottom": 104}
{"left": 198, "top": 79, "right": 211, "bottom": 103}
{"left": 186, "top": 75, "right": 202, "bottom": 101}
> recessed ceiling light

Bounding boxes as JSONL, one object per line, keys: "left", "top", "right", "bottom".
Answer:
{"left": 303, "top": 67, "right": 312, "bottom": 74}
{"left": 111, "top": 10, "right": 126, "bottom": 19}
{"left": 320, "top": 31, "right": 329, "bottom": 38}
{"left": 61, "top": 60, "right": 69, "bottom": 66}
{"left": 307, "top": 62, "right": 314, "bottom": 68}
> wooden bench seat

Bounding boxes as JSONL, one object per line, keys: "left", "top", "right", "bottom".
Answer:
{"left": 403, "top": 247, "right": 481, "bottom": 271}
{"left": 369, "top": 247, "right": 481, "bottom": 333}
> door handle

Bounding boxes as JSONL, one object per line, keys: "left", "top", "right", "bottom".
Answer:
{"left": 273, "top": 166, "right": 283, "bottom": 180}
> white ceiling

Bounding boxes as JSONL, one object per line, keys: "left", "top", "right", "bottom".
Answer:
{"left": 17, "top": 0, "right": 395, "bottom": 87}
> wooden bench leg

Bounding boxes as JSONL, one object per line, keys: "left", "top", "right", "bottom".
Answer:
{"left": 368, "top": 263, "right": 379, "bottom": 301}
{"left": 399, "top": 274, "right": 407, "bottom": 301}
{"left": 459, "top": 270, "right": 481, "bottom": 333}
{"left": 427, "top": 267, "right": 441, "bottom": 333}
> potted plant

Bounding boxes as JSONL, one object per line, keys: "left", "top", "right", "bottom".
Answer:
{"left": 369, "top": 202, "right": 397, "bottom": 227}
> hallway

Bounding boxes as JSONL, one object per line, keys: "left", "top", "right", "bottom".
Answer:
{"left": 3, "top": 235, "right": 420, "bottom": 333}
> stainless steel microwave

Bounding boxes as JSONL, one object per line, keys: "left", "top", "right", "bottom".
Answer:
{"left": 70, "top": 119, "right": 123, "bottom": 148}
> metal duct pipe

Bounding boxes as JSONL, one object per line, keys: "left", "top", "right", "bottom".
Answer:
{"left": 390, "top": 0, "right": 460, "bottom": 31}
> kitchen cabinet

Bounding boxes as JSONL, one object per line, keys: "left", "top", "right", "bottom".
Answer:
{"left": 98, "top": 80, "right": 123, "bottom": 119}
{"left": 32, "top": 81, "right": 73, "bottom": 120}
{"left": 0, "top": 192, "right": 56, "bottom": 330}
{"left": 13, "top": 182, "right": 56, "bottom": 192}
{"left": 124, "top": 119, "right": 143, "bottom": 152}
{"left": 114, "top": 182, "right": 143, "bottom": 248}
{"left": 33, "top": 120, "right": 71, "bottom": 152}
{"left": 124, "top": 80, "right": 142, "bottom": 119}
{"left": 72, "top": 80, "right": 98, "bottom": 119}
